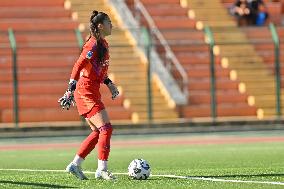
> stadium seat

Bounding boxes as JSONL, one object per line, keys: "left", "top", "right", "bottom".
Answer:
{"left": 67, "top": 0, "right": 179, "bottom": 121}
{"left": 0, "top": 0, "right": 134, "bottom": 124}
{"left": 126, "top": 0, "right": 257, "bottom": 118}
{"left": 219, "top": 0, "right": 284, "bottom": 117}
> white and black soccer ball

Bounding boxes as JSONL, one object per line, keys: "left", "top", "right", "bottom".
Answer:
{"left": 128, "top": 159, "right": 151, "bottom": 180}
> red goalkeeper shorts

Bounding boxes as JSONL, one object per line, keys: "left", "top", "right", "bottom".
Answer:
{"left": 81, "top": 100, "right": 105, "bottom": 119}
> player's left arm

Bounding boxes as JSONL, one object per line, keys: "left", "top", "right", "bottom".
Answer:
{"left": 103, "top": 76, "right": 119, "bottom": 100}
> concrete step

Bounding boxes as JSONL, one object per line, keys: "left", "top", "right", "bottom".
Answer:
{"left": 194, "top": 14, "right": 232, "bottom": 21}
{"left": 110, "top": 66, "right": 146, "bottom": 73}
{"left": 115, "top": 74, "right": 147, "bottom": 81}
{"left": 0, "top": 19, "right": 78, "bottom": 31}
{"left": 189, "top": 92, "right": 248, "bottom": 105}
{"left": 254, "top": 97, "right": 284, "bottom": 109}
{"left": 145, "top": 5, "right": 188, "bottom": 17}
{"left": 202, "top": 20, "right": 237, "bottom": 27}
{"left": 217, "top": 44, "right": 255, "bottom": 50}
{"left": 262, "top": 108, "right": 284, "bottom": 116}
{"left": 188, "top": 0, "right": 224, "bottom": 9}
{"left": 110, "top": 53, "right": 141, "bottom": 59}
{"left": 246, "top": 88, "right": 276, "bottom": 96}
{"left": 151, "top": 16, "right": 196, "bottom": 29}
{"left": 189, "top": 7, "right": 228, "bottom": 14}
{"left": 214, "top": 33, "right": 247, "bottom": 40}
{"left": 194, "top": 12, "right": 230, "bottom": 20}
{"left": 110, "top": 57, "right": 143, "bottom": 64}
{"left": 136, "top": 111, "right": 178, "bottom": 120}
{"left": 123, "top": 91, "right": 163, "bottom": 98}
{"left": 128, "top": 96, "right": 169, "bottom": 104}
{"left": 189, "top": 79, "right": 239, "bottom": 91}
{"left": 140, "top": 0, "right": 183, "bottom": 5}
{"left": 227, "top": 63, "right": 268, "bottom": 70}
{"left": 132, "top": 104, "right": 174, "bottom": 112}
{"left": 220, "top": 51, "right": 258, "bottom": 57}
{"left": 245, "top": 80, "right": 276, "bottom": 88}
{"left": 236, "top": 69, "right": 271, "bottom": 78}
{"left": 0, "top": 7, "right": 72, "bottom": 19}
{"left": 0, "top": 0, "right": 65, "bottom": 7}
{"left": 237, "top": 76, "right": 274, "bottom": 84}
{"left": 182, "top": 104, "right": 257, "bottom": 117}
{"left": 227, "top": 56, "right": 263, "bottom": 63}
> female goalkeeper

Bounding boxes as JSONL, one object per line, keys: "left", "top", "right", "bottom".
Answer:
{"left": 58, "top": 10, "right": 119, "bottom": 180}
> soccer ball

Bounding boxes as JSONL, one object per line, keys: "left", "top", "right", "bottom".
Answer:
{"left": 128, "top": 159, "right": 151, "bottom": 180}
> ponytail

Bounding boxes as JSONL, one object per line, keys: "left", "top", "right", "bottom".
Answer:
{"left": 89, "top": 10, "right": 108, "bottom": 65}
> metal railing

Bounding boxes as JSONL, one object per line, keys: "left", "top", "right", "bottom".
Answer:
{"left": 3, "top": 29, "right": 82, "bottom": 126}
{"left": 269, "top": 23, "right": 281, "bottom": 118}
{"left": 141, "top": 27, "right": 153, "bottom": 121}
{"left": 133, "top": 0, "right": 189, "bottom": 100}
{"left": 204, "top": 26, "right": 217, "bottom": 120}
{"left": 209, "top": 24, "right": 282, "bottom": 119}
{"left": 8, "top": 28, "right": 18, "bottom": 127}
{"left": 2, "top": 23, "right": 283, "bottom": 125}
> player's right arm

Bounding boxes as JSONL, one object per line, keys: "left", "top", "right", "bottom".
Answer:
{"left": 70, "top": 43, "right": 93, "bottom": 82}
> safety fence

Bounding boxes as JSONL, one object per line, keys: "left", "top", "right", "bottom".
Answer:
{"left": 0, "top": 23, "right": 283, "bottom": 127}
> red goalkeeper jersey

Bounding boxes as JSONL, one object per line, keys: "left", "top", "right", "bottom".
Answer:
{"left": 70, "top": 37, "right": 109, "bottom": 115}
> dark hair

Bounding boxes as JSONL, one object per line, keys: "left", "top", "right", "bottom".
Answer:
{"left": 88, "top": 10, "right": 109, "bottom": 65}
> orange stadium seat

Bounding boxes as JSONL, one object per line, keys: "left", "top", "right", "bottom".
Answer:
{"left": 0, "top": 1, "right": 133, "bottom": 124}
{"left": 126, "top": 0, "right": 257, "bottom": 118}
{"left": 242, "top": 26, "right": 284, "bottom": 68}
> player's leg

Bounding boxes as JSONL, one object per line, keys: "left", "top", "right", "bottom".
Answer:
{"left": 76, "top": 119, "right": 100, "bottom": 161}
{"left": 88, "top": 109, "right": 115, "bottom": 180}
{"left": 66, "top": 118, "right": 99, "bottom": 180}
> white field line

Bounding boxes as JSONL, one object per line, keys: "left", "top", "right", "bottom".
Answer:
{"left": 0, "top": 168, "right": 283, "bottom": 186}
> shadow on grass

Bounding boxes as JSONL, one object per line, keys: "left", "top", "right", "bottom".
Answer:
{"left": 199, "top": 173, "right": 284, "bottom": 178}
{"left": 0, "top": 180, "right": 77, "bottom": 188}
{"left": 149, "top": 173, "right": 284, "bottom": 180}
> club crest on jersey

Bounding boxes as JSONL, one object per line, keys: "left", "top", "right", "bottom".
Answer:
{"left": 86, "top": 51, "right": 93, "bottom": 59}
{"left": 102, "top": 60, "right": 109, "bottom": 67}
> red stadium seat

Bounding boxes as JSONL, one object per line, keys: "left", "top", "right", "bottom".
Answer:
{"left": 0, "top": 1, "right": 134, "bottom": 124}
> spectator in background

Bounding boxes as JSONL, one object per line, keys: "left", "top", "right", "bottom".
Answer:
{"left": 248, "top": 0, "right": 269, "bottom": 26}
{"left": 230, "top": 0, "right": 253, "bottom": 26}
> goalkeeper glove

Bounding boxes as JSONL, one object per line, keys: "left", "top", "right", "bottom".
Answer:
{"left": 58, "top": 80, "right": 77, "bottom": 110}
{"left": 104, "top": 77, "right": 119, "bottom": 100}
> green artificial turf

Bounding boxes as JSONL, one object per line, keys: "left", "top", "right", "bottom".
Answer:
{"left": 0, "top": 135, "right": 283, "bottom": 189}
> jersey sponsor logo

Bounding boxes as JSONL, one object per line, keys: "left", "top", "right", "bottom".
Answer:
{"left": 86, "top": 51, "right": 93, "bottom": 59}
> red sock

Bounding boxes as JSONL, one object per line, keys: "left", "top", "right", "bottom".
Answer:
{"left": 97, "top": 123, "right": 113, "bottom": 160}
{"left": 77, "top": 130, "right": 100, "bottom": 159}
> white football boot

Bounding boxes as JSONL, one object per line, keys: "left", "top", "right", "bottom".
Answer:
{"left": 66, "top": 162, "right": 88, "bottom": 180}
{"left": 95, "top": 169, "right": 116, "bottom": 180}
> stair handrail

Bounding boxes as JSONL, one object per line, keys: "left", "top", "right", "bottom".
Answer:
{"left": 107, "top": 0, "right": 187, "bottom": 105}
{"left": 134, "top": 0, "right": 189, "bottom": 100}
{"left": 8, "top": 28, "right": 19, "bottom": 127}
